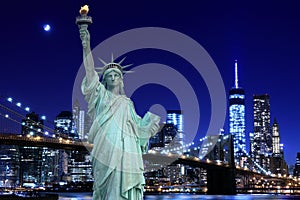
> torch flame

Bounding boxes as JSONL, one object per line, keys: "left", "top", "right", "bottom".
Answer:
{"left": 79, "top": 5, "right": 89, "bottom": 15}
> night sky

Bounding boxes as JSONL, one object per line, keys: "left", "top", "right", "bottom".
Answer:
{"left": 1, "top": 1, "right": 300, "bottom": 166}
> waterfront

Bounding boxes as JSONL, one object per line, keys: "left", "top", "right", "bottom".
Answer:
{"left": 58, "top": 193, "right": 300, "bottom": 200}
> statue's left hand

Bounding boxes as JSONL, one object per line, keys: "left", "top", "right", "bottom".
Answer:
{"left": 79, "top": 25, "right": 90, "bottom": 49}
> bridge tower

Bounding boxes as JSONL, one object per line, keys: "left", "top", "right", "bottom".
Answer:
{"left": 206, "top": 134, "right": 236, "bottom": 194}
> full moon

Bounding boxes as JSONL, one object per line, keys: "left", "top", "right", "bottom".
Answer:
{"left": 43, "top": 24, "right": 51, "bottom": 32}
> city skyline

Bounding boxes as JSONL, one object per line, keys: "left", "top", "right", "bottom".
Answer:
{"left": 1, "top": 1, "right": 300, "bottom": 166}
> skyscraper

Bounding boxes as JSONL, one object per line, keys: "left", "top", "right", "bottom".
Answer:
{"left": 20, "top": 112, "right": 45, "bottom": 186}
{"left": 166, "top": 110, "right": 184, "bottom": 154}
{"left": 20, "top": 112, "right": 67, "bottom": 186}
{"left": 0, "top": 145, "right": 20, "bottom": 188}
{"left": 229, "top": 60, "right": 246, "bottom": 165}
{"left": 54, "top": 111, "right": 77, "bottom": 139}
{"left": 294, "top": 153, "right": 300, "bottom": 177}
{"left": 21, "top": 112, "right": 44, "bottom": 137}
{"left": 73, "top": 99, "right": 82, "bottom": 138}
{"left": 272, "top": 118, "right": 280, "bottom": 155}
{"left": 270, "top": 119, "right": 288, "bottom": 174}
{"left": 73, "top": 99, "right": 89, "bottom": 140}
{"left": 252, "top": 94, "right": 272, "bottom": 172}
{"left": 167, "top": 110, "right": 183, "bottom": 133}
{"left": 149, "top": 123, "right": 177, "bottom": 150}
{"left": 54, "top": 111, "right": 92, "bottom": 182}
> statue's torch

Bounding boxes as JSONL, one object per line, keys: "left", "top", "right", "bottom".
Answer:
{"left": 76, "top": 5, "right": 93, "bottom": 47}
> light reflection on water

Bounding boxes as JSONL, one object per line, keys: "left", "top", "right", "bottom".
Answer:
{"left": 58, "top": 192, "right": 92, "bottom": 200}
{"left": 145, "top": 194, "right": 300, "bottom": 200}
{"left": 58, "top": 193, "right": 300, "bottom": 200}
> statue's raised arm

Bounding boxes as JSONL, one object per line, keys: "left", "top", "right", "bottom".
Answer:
{"left": 76, "top": 5, "right": 95, "bottom": 84}
{"left": 79, "top": 27, "right": 95, "bottom": 84}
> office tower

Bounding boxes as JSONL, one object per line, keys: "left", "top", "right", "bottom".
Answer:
{"left": 73, "top": 99, "right": 87, "bottom": 140}
{"left": 0, "top": 145, "right": 20, "bottom": 188}
{"left": 55, "top": 111, "right": 92, "bottom": 182}
{"left": 149, "top": 123, "right": 177, "bottom": 150}
{"left": 19, "top": 147, "right": 65, "bottom": 186}
{"left": 252, "top": 94, "right": 272, "bottom": 172}
{"left": 166, "top": 110, "right": 184, "bottom": 153}
{"left": 149, "top": 128, "right": 165, "bottom": 149}
{"left": 67, "top": 151, "right": 93, "bottom": 182}
{"left": 272, "top": 118, "right": 280, "bottom": 155}
{"left": 229, "top": 60, "right": 246, "bottom": 165}
{"left": 164, "top": 164, "right": 183, "bottom": 183}
{"left": 54, "top": 111, "right": 77, "bottom": 139}
{"left": 20, "top": 112, "right": 45, "bottom": 186}
{"left": 38, "top": 148, "right": 63, "bottom": 183}
{"left": 167, "top": 110, "right": 183, "bottom": 132}
{"left": 19, "top": 146, "right": 43, "bottom": 187}
{"left": 270, "top": 119, "right": 288, "bottom": 174}
{"left": 21, "top": 112, "right": 44, "bottom": 136}
{"left": 294, "top": 153, "right": 300, "bottom": 177}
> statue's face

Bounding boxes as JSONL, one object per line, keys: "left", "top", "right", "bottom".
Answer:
{"left": 105, "top": 70, "right": 122, "bottom": 87}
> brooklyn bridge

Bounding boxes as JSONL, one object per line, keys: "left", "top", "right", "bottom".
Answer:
{"left": 0, "top": 96, "right": 299, "bottom": 195}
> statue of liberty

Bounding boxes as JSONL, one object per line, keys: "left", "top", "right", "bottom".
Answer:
{"left": 77, "top": 5, "right": 161, "bottom": 200}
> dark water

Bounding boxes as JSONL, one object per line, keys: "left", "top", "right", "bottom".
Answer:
{"left": 58, "top": 193, "right": 300, "bottom": 200}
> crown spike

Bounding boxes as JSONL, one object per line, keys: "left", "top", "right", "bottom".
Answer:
{"left": 122, "top": 64, "right": 133, "bottom": 69}
{"left": 95, "top": 67, "right": 104, "bottom": 75}
{"left": 123, "top": 70, "right": 134, "bottom": 74}
{"left": 95, "top": 57, "right": 133, "bottom": 75}
{"left": 118, "top": 57, "right": 127, "bottom": 65}
{"left": 94, "top": 67, "right": 104, "bottom": 70}
{"left": 111, "top": 53, "right": 114, "bottom": 63}
{"left": 98, "top": 57, "right": 107, "bottom": 66}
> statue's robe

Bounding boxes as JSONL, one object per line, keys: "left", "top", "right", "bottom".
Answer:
{"left": 82, "top": 71, "right": 160, "bottom": 200}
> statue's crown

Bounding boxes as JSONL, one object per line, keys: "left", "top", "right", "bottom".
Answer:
{"left": 103, "top": 63, "right": 123, "bottom": 73}
{"left": 95, "top": 55, "right": 133, "bottom": 76}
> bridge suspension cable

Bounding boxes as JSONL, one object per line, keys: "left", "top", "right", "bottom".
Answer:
{"left": 0, "top": 96, "right": 56, "bottom": 135}
{"left": 238, "top": 144, "right": 270, "bottom": 175}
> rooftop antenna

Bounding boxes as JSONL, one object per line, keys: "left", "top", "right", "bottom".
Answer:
{"left": 234, "top": 60, "right": 239, "bottom": 88}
